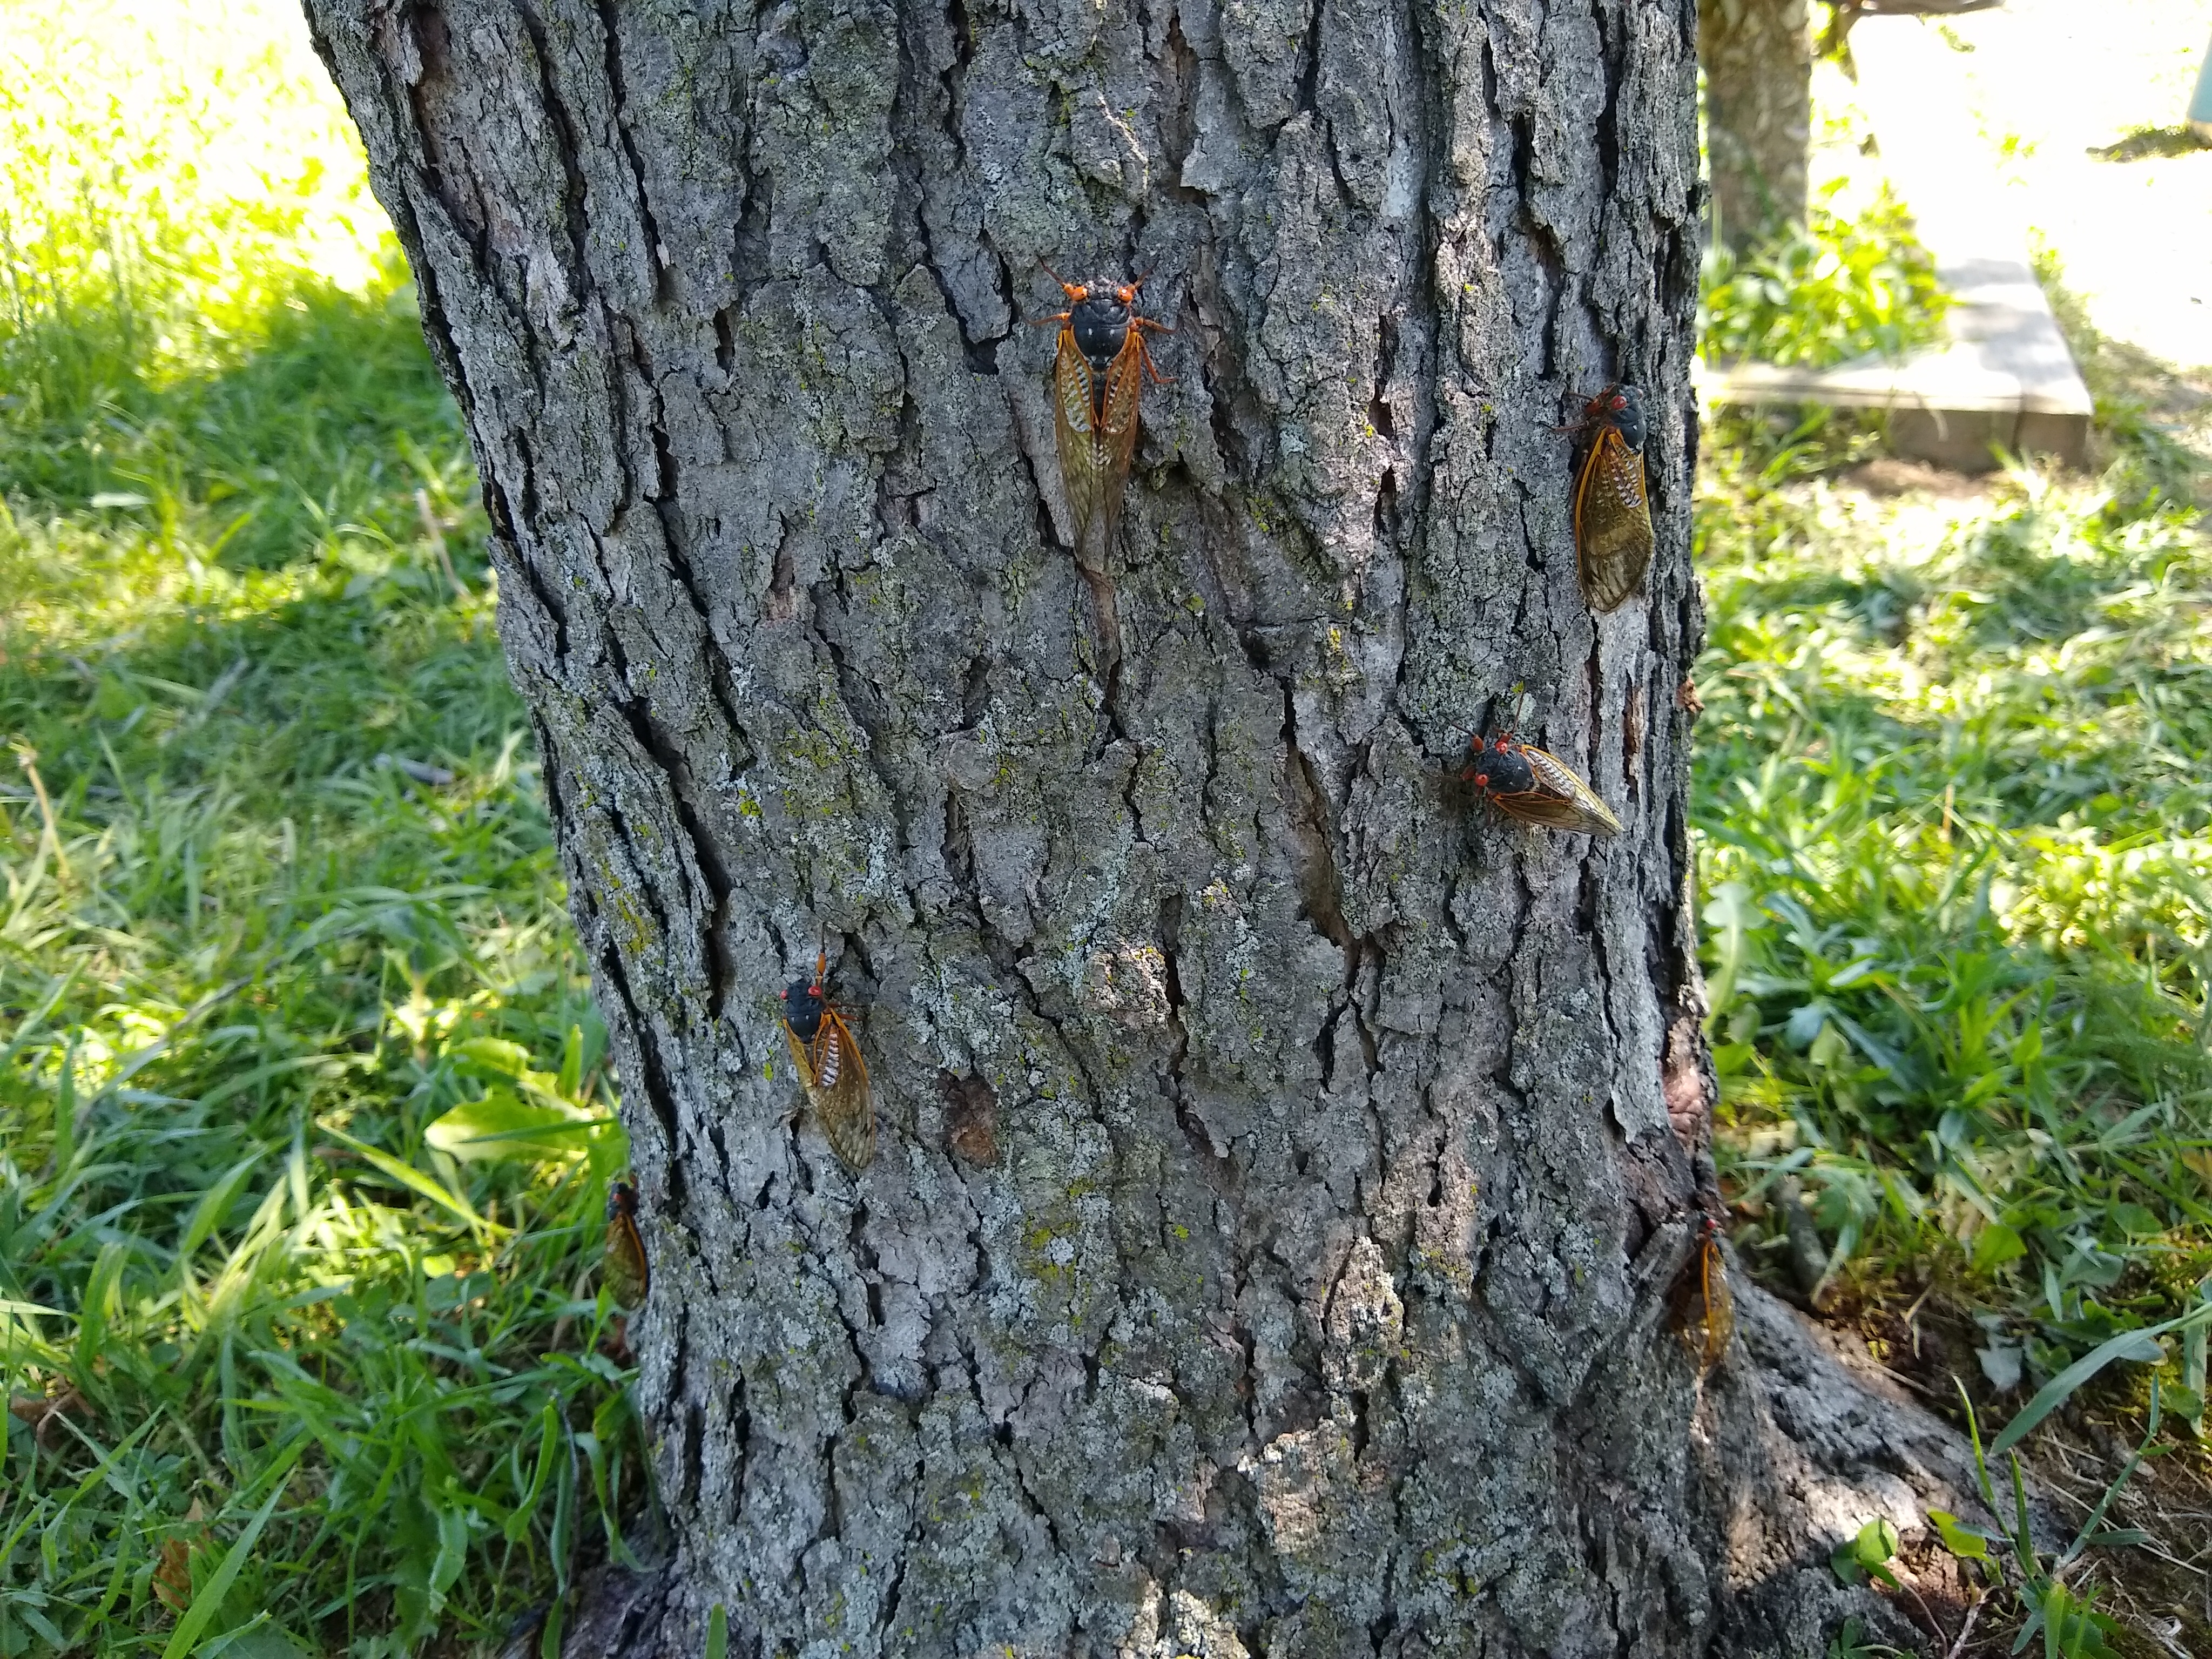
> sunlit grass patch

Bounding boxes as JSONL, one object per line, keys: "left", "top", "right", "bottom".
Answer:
{"left": 1700, "top": 180, "right": 1952, "bottom": 369}
{"left": 1696, "top": 413, "right": 2212, "bottom": 1401}
{"left": 1, "top": 5, "right": 643, "bottom": 1655}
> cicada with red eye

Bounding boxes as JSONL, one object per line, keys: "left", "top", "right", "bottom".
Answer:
{"left": 1562, "top": 383, "right": 1655, "bottom": 612}
{"left": 1460, "top": 731, "right": 1622, "bottom": 838}
{"left": 780, "top": 949, "right": 874, "bottom": 1170}
{"left": 603, "top": 1178, "right": 650, "bottom": 1309}
{"left": 1034, "top": 263, "right": 1174, "bottom": 555}
{"left": 1670, "top": 1212, "right": 1734, "bottom": 1377}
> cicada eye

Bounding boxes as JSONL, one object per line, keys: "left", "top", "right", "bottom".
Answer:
{"left": 1474, "top": 771, "right": 1491, "bottom": 786}
{"left": 1117, "top": 284, "right": 1138, "bottom": 304}
{"left": 1610, "top": 394, "right": 1627, "bottom": 410}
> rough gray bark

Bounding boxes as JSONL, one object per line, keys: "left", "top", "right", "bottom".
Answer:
{"left": 303, "top": 1, "right": 1980, "bottom": 1653}
{"left": 1699, "top": 0, "right": 1811, "bottom": 250}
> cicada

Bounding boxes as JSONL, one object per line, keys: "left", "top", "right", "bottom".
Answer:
{"left": 1670, "top": 1213, "right": 1734, "bottom": 1377}
{"left": 1563, "top": 383, "right": 1654, "bottom": 612}
{"left": 603, "top": 1178, "right": 650, "bottom": 1309}
{"left": 780, "top": 949, "right": 874, "bottom": 1170}
{"left": 1035, "top": 264, "right": 1173, "bottom": 555}
{"left": 1461, "top": 732, "right": 1622, "bottom": 837}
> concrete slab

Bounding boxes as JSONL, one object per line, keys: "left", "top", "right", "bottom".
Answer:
{"left": 1698, "top": 17, "right": 2094, "bottom": 470}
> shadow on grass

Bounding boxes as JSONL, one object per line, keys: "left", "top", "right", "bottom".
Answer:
{"left": 0, "top": 255, "right": 464, "bottom": 570}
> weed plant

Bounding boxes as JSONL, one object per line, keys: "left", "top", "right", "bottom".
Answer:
{"left": 1696, "top": 406, "right": 2212, "bottom": 1408}
{"left": 1, "top": 6, "right": 637, "bottom": 1655}
{"left": 1700, "top": 181, "right": 1952, "bottom": 370}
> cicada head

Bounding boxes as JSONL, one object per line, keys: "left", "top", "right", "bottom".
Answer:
{"left": 605, "top": 1179, "right": 639, "bottom": 1225}
{"left": 1583, "top": 383, "right": 1646, "bottom": 451}
{"left": 1068, "top": 280, "right": 1135, "bottom": 372}
{"left": 780, "top": 950, "right": 830, "bottom": 1043}
{"left": 1461, "top": 733, "right": 1540, "bottom": 798}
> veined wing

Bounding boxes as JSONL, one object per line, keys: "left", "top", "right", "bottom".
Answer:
{"left": 806, "top": 1011, "right": 875, "bottom": 1170}
{"left": 1096, "top": 331, "right": 1147, "bottom": 551}
{"left": 603, "top": 1207, "right": 649, "bottom": 1309}
{"left": 1053, "top": 326, "right": 1104, "bottom": 549}
{"left": 1519, "top": 744, "right": 1623, "bottom": 837}
{"left": 1574, "top": 427, "right": 1654, "bottom": 611}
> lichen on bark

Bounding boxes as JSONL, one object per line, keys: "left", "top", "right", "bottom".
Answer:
{"left": 304, "top": 0, "right": 1986, "bottom": 1653}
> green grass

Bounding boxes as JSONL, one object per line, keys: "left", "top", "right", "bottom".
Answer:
{"left": 1700, "top": 178, "right": 1952, "bottom": 369}
{"left": 1, "top": 7, "right": 638, "bottom": 1656}
{"left": 5, "top": 1, "right": 2210, "bottom": 1653}
{"left": 1695, "top": 410, "right": 2212, "bottom": 1406}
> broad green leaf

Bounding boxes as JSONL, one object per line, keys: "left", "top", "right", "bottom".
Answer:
{"left": 1972, "top": 1222, "right": 2027, "bottom": 1272}
{"left": 449, "top": 1037, "right": 532, "bottom": 1081}
{"left": 424, "top": 1087, "right": 594, "bottom": 1163}
{"left": 1828, "top": 1517, "right": 1899, "bottom": 1588}
{"left": 1926, "top": 1509, "right": 1990, "bottom": 1561}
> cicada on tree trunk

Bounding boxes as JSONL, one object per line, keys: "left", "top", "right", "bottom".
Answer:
{"left": 1035, "top": 266, "right": 1172, "bottom": 557}
{"left": 1564, "top": 383, "right": 1655, "bottom": 611}
{"left": 780, "top": 950, "right": 874, "bottom": 1170}
{"left": 1671, "top": 1213, "right": 1735, "bottom": 1377}
{"left": 602, "top": 1178, "right": 650, "bottom": 1309}
{"left": 1460, "top": 731, "right": 1623, "bottom": 838}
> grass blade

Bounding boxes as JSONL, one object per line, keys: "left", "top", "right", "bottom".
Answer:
{"left": 160, "top": 1461, "right": 295, "bottom": 1659}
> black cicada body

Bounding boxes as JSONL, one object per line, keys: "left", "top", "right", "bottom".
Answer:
{"left": 1461, "top": 732, "right": 1622, "bottom": 837}
{"left": 780, "top": 950, "right": 874, "bottom": 1170}
{"left": 1035, "top": 264, "right": 1173, "bottom": 555}
{"left": 1670, "top": 1213, "right": 1734, "bottom": 1377}
{"left": 1564, "top": 384, "right": 1655, "bottom": 612}
{"left": 603, "top": 1178, "right": 650, "bottom": 1309}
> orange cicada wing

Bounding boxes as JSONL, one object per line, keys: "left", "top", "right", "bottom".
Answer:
{"left": 1095, "top": 329, "right": 1150, "bottom": 550}
{"left": 1573, "top": 424, "right": 1654, "bottom": 612}
{"left": 784, "top": 1022, "right": 820, "bottom": 1089}
{"left": 806, "top": 1010, "right": 875, "bottom": 1170}
{"left": 1671, "top": 1221, "right": 1734, "bottom": 1375}
{"left": 1698, "top": 1233, "right": 1736, "bottom": 1371}
{"left": 1489, "top": 787, "right": 1609, "bottom": 833}
{"left": 1053, "top": 324, "right": 1104, "bottom": 548}
{"left": 1520, "top": 743, "right": 1624, "bottom": 837}
{"left": 603, "top": 1181, "right": 650, "bottom": 1309}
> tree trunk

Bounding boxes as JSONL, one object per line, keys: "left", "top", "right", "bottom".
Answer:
{"left": 1699, "top": 0, "right": 1812, "bottom": 250}
{"left": 303, "top": 1, "right": 1979, "bottom": 1653}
